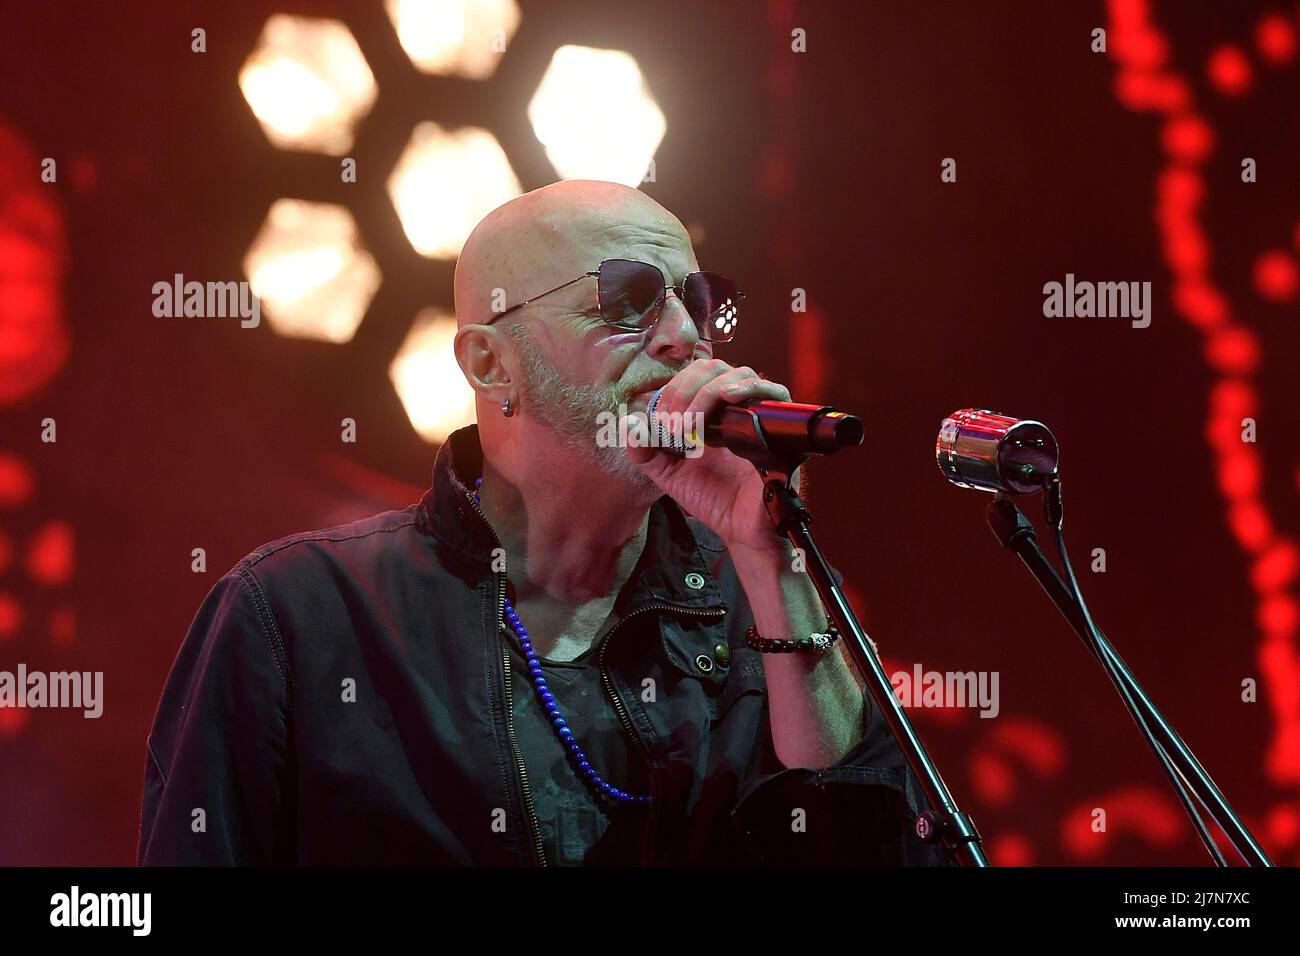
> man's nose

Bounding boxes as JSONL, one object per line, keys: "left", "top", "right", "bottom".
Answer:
{"left": 644, "top": 293, "right": 699, "bottom": 362}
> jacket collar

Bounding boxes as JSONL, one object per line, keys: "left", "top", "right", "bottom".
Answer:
{"left": 418, "top": 424, "right": 726, "bottom": 613}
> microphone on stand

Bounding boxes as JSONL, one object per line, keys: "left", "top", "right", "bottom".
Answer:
{"left": 644, "top": 386, "right": 863, "bottom": 460}
{"left": 933, "top": 406, "right": 1269, "bottom": 865}
{"left": 935, "top": 408, "right": 1058, "bottom": 494}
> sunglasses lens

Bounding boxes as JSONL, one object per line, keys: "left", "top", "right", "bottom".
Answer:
{"left": 598, "top": 260, "right": 665, "bottom": 328}
{"left": 684, "top": 273, "right": 741, "bottom": 342}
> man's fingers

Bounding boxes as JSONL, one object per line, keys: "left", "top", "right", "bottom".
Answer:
{"left": 683, "top": 373, "right": 787, "bottom": 424}
{"left": 653, "top": 358, "right": 731, "bottom": 419}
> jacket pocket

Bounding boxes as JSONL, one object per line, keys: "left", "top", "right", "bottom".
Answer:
{"left": 709, "top": 646, "right": 767, "bottom": 723}
{"left": 658, "top": 614, "right": 731, "bottom": 695}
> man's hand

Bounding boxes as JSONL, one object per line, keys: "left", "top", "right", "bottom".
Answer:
{"left": 621, "top": 357, "right": 793, "bottom": 558}
{"left": 623, "top": 358, "right": 866, "bottom": 770}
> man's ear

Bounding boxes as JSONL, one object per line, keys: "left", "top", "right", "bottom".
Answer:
{"left": 454, "top": 324, "right": 513, "bottom": 401}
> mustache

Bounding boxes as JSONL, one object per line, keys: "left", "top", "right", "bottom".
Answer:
{"left": 621, "top": 367, "right": 688, "bottom": 398}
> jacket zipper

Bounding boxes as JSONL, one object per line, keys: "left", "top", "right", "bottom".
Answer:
{"left": 501, "top": 635, "right": 547, "bottom": 866}
{"left": 465, "top": 485, "right": 728, "bottom": 866}
{"left": 598, "top": 601, "right": 726, "bottom": 866}
{"left": 465, "top": 489, "right": 546, "bottom": 866}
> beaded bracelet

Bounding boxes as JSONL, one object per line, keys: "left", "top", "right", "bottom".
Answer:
{"left": 745, "top": 620, "right": 841, "bottom": 654}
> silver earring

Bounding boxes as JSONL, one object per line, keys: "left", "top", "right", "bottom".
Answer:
{"left": 501, "top": 397, "right": 514, "bottom": 418}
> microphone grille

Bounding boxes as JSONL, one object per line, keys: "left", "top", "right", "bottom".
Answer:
{"left": 643, "top": 386, "right": 689, "bottom": 458}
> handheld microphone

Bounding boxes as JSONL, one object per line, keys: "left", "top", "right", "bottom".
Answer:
{"left": 644, "top": 387, "right": 864, "bottom": 460}
{"left": 936, "top": 409, "right": 1058, "bottom": 494}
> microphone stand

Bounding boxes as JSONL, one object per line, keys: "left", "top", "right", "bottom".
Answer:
{"left": 986, "top": 491, "right": 1272, "bottom": 866}
{"left": 726, "top": 419, "right": 988, "bottom": 866}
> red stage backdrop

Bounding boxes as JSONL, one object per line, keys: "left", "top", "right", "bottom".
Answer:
{"left": 0, "top": 0, "right": 1297, "bottom": 865}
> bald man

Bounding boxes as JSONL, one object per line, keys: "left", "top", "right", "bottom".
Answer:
{"left": 138, "top": 181, "right": 948, "bottom": 867}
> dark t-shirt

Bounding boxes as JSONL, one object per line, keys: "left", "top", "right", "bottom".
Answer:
{"left": 504, "top": 628, "right": 652, "bottom": 865}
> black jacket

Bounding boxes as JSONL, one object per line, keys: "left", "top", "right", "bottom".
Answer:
{"left": 138, "top": 425, "right": 951, "bottom": 865}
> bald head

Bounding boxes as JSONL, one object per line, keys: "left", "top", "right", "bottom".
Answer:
{"left": 453, "top": 180, "right": 695, "bottom": 327}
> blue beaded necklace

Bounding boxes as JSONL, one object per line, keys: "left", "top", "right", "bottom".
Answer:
{"left": 473, "top": 478, "right": 651, "bottom": 806}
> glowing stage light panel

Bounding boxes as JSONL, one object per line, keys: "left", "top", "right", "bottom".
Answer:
{"left": 528, "top": 45, "right": 666, "bottom": 187}
{"left": 389, "top": 308, "right": 477, "bottom": 442}
{"left": 239, "top": 15, "right": 377, "bottom": 155}
{"left": 385, "top": 0, "right": 521, "bottom": 79}
{"left": 244, "top": 200, "right": 381, "bottom": 343}
{"left": 387, "top": 122, "right": 523, "bottom": 259}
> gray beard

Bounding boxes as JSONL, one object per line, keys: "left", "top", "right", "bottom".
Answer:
{"left": 513, "top": 340, "right": 662, "bottom": 497}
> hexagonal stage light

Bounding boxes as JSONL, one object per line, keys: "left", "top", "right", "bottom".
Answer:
{"left": 528, "top": 45, "right": 666, "bottom": 186}
{"left": 239, "top": 14, "right": 377, "bottom": 155}
{"left": 385, "top": 0, "right": 522, "bottom": 79}
{"left": 389, "top": 308, "right": 477, "bottom": 442}
{"left": 243, "top": 199, "right": 382, "bottom": 343}
{"left": 387, "top": 122, "right": 523, "bottom": 259}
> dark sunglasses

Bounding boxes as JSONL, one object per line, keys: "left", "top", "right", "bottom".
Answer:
{"left": 483, "top": 258, "right": 742, "bottom": 343}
